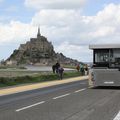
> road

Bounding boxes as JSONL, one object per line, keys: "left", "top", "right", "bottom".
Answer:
{"left": 0, "top": 79, "right": 120, "bottom": 120}
{"left": 25, "top": 65, "right": 75, "bottom": 71}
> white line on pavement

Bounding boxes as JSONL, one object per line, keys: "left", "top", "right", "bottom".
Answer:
{"left": 74, "top": 88, "right": 87, "bottom": 93}
{"left": 53, "top": 93, "right": 71, "bottom": 100}
{"left": 113, "top": 111, "right": 120, "bottom": 120}
{"left": 16, "top": 101, "right": 45, "bottom": 112}
{"left": 15, "top": 88, "right": 88, "bottom": 112}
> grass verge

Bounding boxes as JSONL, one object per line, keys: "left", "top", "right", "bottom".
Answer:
{"left": 0, "top": 71, "right": 82, "bottom": 87}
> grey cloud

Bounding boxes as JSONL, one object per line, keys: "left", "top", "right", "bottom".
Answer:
{"left": 1, "top": 3, "right": 120, "bottom": 62}
{"left": 25, "top": 0, "right": 87, "bottom": 9}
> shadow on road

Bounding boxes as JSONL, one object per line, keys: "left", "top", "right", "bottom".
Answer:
{"left": 91, "top": 86, "right": 120, "bottom": 90}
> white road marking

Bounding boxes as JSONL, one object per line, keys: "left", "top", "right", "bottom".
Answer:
{"left": 113, "top": 111, "right": 120, "bottom": 120}
{"left": 16, "top": 101, "right": 45, "bottom": 112}
{"left": 53, "top": 93, "right": 70, "bottom": 100}
{"left": 15, "top": 87, "right": 87, "bottom": 112}
{"left": 75, "top": 88, "right": 86, "bottom": 93}
{"left": 104, "top": 81, "right": 114, "bottom": 84}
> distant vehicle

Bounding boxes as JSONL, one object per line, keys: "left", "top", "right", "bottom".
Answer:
{"left": 89, "top": 44, "right": 120, "bottom": 87}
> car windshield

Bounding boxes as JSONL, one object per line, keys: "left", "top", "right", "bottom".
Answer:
{"left": 93, "top": 49, "right": 120, "bottom": 68}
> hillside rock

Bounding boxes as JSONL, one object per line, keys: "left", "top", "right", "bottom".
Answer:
{"left": 6, "top": 28, "right": 80, "bottom": 66}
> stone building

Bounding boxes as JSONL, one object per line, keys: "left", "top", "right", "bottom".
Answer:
{"left": 6, "top": 27, "right": 80, "bottom": 66}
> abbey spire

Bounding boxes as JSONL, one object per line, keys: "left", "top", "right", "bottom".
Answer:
{"left": 37, "top": 27, "right": 41, "bottom": 38}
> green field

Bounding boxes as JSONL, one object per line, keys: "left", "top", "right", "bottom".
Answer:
{"left": 0, "top": 69, "right": 82, "bottom": 87}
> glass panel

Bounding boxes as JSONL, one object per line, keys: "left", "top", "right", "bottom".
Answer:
{"left": 95, "top": 51, "right": 109, "bottom": 63}
{"left": 110, "top": 49, "right": 120, "bottom": 68}
{"left": 94, "top": 49, "right": 120, "bottom": 68}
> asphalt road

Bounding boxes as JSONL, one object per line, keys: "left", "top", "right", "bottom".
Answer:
{"left": 0, "top": 79, "right": 120, "bottom": 120}
{"left": 25, "top": 65, "right": 75, "bottom": 71}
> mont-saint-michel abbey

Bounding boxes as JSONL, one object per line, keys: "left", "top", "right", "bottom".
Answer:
{"left": 6, "top": 27, "right": 79, "bottom": 66}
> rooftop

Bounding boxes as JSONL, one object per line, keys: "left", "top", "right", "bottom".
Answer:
{"left": 89, "top": 44, "right": 120, "bottom": 49}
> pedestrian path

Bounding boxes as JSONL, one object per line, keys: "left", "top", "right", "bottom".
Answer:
{"left": 0, "top": 76, "right": 88, "bottom": 96}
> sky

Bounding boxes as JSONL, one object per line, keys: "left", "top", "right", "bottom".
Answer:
{"left": 0, "top": 0, "right": 120, "bottom": 62}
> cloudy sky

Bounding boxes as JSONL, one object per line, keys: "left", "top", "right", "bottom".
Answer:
{"left": 0, "top": 0, "right": 120, "bottom": 62}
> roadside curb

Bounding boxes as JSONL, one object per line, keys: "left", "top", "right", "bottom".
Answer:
{"left": 0, "top": 76, "right": 88, "bottom": 96}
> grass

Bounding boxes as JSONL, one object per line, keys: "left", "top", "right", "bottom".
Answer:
{"left": 0, "top": 65, "right": 26, "bottom": 70}
{"left": 0, "top": 71, "right": 45, "bottom": 77}
{"left": 0, "top": 71, "right": 82, "bottom": 87}
{"left": 63, "top": 65, "right": 76, "bottom": 69}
